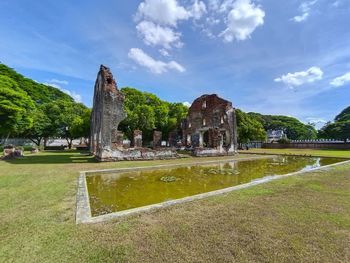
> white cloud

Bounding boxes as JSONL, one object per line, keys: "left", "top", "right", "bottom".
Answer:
{"left": 136, "top": 21, "right": 183, "bottom": 49}
{"left": 136, "top": 0, "right": 191, "bottom": 26}
{"left": 292, "top": 13, "right": 309, "bottom": 23}
{"left": 159, "top": 48, "right": 170, "bottom": 56}
{"left": 183, "top": 101, "right": 191, "bottom": 107}
{"left": 219, "top": 0, "right": 235, "bottom": 13}
{"left": 206, "top": 17, "right": 220, "bottom": 25}
{"left": 274, "top": 67, "right": 324, "bottom": 88}
{"left": 292, "top": 0, "right": 318, "bottom": 23}
{"left": 219, "top": 0, "right": 265, "bottom": 42}
{"left": 330, "top": 72, "right": 350, "bottom": 87}
{"left": 128, "top": 48, "right": 185, "bottom": 74}
{"left": 47, "top": 78, "right": 69, "bottom": 85}
{"left": 208, "top": 0, "right": 221, "bottom": 11}
{"left": 190, "top": 0, "right": 207, "bottom": 20}
{"left": 43, "top": 82, "right": 82, "bottom": 102}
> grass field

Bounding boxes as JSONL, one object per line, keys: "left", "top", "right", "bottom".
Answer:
{"left": 239, "top": 148, "right": 350, "bottom": 159}
{"left": 0, "top": 150, "right": 350, "bottom": 262}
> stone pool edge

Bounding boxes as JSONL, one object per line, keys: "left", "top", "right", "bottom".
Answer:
{"left": 76, "top": 158, "right": 350, "bottom": 224}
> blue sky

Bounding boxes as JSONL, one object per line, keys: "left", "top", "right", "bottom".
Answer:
{"left": 1, "top": 0, "right": 350, "bottom": 128}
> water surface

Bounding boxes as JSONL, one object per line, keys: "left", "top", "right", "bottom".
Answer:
{"left": 86, "top": 156, "right": 344, "bottom": 216}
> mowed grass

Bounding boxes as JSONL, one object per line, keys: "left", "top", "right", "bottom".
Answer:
{"left": 240, "top": 148, "right": 350, "bottom": 159}
{"left": 0, "top": 150, "right": 349, "bottom": 262}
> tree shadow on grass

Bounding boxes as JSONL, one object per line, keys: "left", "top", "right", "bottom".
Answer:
{"left": 3, "top": 150, "right": 98, "bottom": 164}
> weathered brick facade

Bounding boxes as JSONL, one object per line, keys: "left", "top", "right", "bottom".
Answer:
{"left": 182, "top": 94, "right": 238, "bottom": 156}
{"left": 90, "top": 65, "right": 126, "bottom": 159}
{"left": 90, "top": 65, "right": 177, "bottom": 161}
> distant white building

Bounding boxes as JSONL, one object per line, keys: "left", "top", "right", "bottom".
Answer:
{"left": 267, "top": 130, "right": 286, "bottom": 143}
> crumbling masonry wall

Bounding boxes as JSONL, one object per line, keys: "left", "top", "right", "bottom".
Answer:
{"left": 90, "top": 65, "right": 178, "bottom": 161}
{"left": 90, "top": 65, "right": 127, "bottom": 160}
{"left": 182, "top": 94, "right": 238, "bottom": 156}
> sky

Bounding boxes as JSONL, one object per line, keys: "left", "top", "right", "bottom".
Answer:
{"left": 1, "top": 0, "right": 350, "bottom": 129}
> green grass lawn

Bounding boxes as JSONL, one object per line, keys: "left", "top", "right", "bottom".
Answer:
{"left": 0, "top": 150, "right": 349, "bottom": 262}
{"left": 240, "top": 148, "right": 350, "bottom": 158}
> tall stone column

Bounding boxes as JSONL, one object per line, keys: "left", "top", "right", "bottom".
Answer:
{"left": 232, "top": 108, "right": 238, "bottom": 152}
{"left": 226, "top": 108, "right": 237, "bottom": 153}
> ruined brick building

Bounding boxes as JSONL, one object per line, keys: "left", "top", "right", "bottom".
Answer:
{"left": 90, "top": 65, "right": 177, "bottom": 161}
{"left": 90, "top": 65, "right": 126, "bottom": 159}
{"left": 90, "top": 66, "right": 237, "bottom": 160}
{"left": 182, "top": 94, "right": 238, "bottom": 156}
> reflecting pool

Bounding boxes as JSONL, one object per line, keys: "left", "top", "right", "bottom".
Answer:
{"left": 86, "top": 156, "right": 344, "bottom": 216}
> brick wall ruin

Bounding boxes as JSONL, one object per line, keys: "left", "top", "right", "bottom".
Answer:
{"left": 182, "top": 94, "right": 238, "bottom": 156}
{"left": 90, "top": 65, "right": 178, "bottom": 161}
{"left": 90, "top": 65, "right": 126, "bottom": 159}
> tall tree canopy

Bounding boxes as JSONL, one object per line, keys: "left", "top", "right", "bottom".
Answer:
{"left": 248, "top": 112, "right": 317, "bottom": 140}
{"left": 0, "top": 75, "right": 35, "bottom": 137}
{"left": 0, "top": 64, "right": 73, "bottom": 104}
{"left": 319, "top": 106, "right": 350, "bottom": 142}
{"left": 236, "top": 109, "right": 266, "bottom": 143}
{"left": 0, "top": 63, "right": 90, "bottom": 145}
{"left": 335, "top": 106, "right": 350, "bottom": 122}
{"left": 119, "top": 87, "right": 188, "bottom": 142}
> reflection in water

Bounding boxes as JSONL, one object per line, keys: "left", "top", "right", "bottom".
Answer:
{"left": 86, "top": 156, "right": 344, "bottom": 216}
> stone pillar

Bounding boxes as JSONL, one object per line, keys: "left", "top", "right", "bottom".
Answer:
{"left": 226, "top": 108, "right": 237, "bottom": 153}
{"left": 153, "top": 131, "right": 162, "bottom": 149}
{"left": 232, "top": 108, "right": 238, "bottom": 152}
{"left": 133, "top": 130, "right": 143, "bottom": 148}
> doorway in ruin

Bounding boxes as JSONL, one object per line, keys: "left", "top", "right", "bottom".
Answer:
{"left": 203, "top": 130, "right": 209, "bottom": 147}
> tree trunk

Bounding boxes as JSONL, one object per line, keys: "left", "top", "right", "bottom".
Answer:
{"left": 66, "top": 138, "right": 73, "bottom": 149}
{"left": 29, "top": 137, "right": 42, "bottom": 147}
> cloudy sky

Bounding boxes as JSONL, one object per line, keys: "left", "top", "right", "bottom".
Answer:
{"left": 1, "top": 0, "right": 349, "bottom": 128}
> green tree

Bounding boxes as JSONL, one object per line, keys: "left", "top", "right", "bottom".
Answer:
{"left": 25, "top": 107, "right": 52, "bottom": 146}
{"left": 335, "top": 106, "right": 350, "bottom": 122}
{"left": 236, "top": 109, "right": 266, "bottom": 144}
{"left": 57, "top": 101, "right": 91, "bottom": 149}
{"left": 319, "top": 106, "right": 350, "bottom": 142}
{"left": 248, "top": 112, "right": 317, "bottom": 140}
{"left": 0, "top": 63, "right": 72, "bottom": 104}
{"left": 119, "top": 87, "right": 188, "bottom": 143}
{"left": 0, "top": 75, "right": 35, "bottom": 140}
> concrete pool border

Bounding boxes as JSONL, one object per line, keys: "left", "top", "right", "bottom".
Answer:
{"left": 75, "top": 156, "right": 350, "bottom": 224}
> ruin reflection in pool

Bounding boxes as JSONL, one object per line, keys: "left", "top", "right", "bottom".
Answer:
{"left": 86, "top": 156, "right": 344, "bottom": 217}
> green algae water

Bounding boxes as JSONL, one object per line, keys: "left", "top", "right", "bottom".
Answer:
{"left": 86, "top": 156, "right": 344, "bottom": 217}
